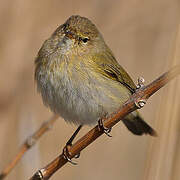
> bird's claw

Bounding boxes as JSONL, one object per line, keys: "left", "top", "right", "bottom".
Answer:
{"left": 98, "top": 118, "right": 112, "bottom": 137}
{"left": 135, "top": 77, "right": 146, "bottom": 108}
{"left": 62, "top": 125, "right": 82, "bottom": 165}
{"left": 135, "top": 99, "right": 146, "bottom": 108}
{"left": 63, "top": 144, "right": 79, "bottom": 165}
{"left": 74, "top": 153, "right": 80, "bottom": 159}
{"left": 136, "top": 77, "right": 145, "bottom": 89}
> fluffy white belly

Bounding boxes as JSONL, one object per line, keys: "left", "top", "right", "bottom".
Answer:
{"left": 37, "top": 67, "right": 131, "bottom": 126}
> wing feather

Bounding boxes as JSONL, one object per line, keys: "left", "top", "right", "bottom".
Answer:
{"left": 91, "top": 51, "right": 136, "bottom": 94}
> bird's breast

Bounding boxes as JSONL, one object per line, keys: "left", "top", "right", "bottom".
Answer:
{"left": 36, "top": 58, "right": 131, "bottom": 125}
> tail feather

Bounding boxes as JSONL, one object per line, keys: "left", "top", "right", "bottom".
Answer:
{"left": 122, "top": 115, "right": 157, "bottom": 136}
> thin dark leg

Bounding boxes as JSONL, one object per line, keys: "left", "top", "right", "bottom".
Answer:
{"left": 63, "top": 125, "right": 82, "bottom": 165}
{"left": 66, "top": 125, "right": 82, "bottom": 145}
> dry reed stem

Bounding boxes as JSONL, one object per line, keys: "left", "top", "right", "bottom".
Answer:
{"left": 0, "top": 115, "right": 59, "bottom": 180}
{"left": 171, "top": 25, "right": 180, "bottom": 180}
{"left": 29, "top": 65, "right": 180, "bottom": 180}
{"left": 144, "top": 25, "right": 180, "bottom": 180}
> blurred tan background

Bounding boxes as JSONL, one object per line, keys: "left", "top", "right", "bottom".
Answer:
{"left": 0, "top": 0, "right": 179, "bottom": 180}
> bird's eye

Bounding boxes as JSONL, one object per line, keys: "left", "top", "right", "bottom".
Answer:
{"left": 82, "top": 37, "right": 89, "bottom": 43}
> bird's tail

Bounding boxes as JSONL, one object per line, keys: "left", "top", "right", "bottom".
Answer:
{"left": 122, "top": 112, "right": 157, "bottom": 136}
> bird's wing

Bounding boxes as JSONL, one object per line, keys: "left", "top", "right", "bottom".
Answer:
{"left": 92, "top": 52, "right": 136, "bottom": 94}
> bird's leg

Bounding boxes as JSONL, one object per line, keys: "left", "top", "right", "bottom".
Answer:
{"left": 63, "top": 125, "right": 82, "bottom": 165}
{"left": 66, "top": 125, "right": 82, "bottom": 146}
{"left": 135, "top": 77, "right": 147, "bottom": 108}
{"left": 98, "top": 114, "right": 112, "bottom": 137}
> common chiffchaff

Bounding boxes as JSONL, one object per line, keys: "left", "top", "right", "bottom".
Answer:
{"left": 35, "top": 15, "right": 156, "bottom": 136}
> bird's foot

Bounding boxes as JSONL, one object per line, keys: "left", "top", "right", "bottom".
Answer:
{"left": 135, "top": 77, "right": 146, "bottom": 108}
{"left": 136, "top": 77, "right": 145, "bottom": 89}
{"left": 62, "top": 125, "right": 82, "bottom": 165}
{"left": 63, "top": 143, "right": 80, "bottom": 165}
{"left": 135, "top": 99, "right": 147, "bottom": 108}
{"left": 98, "top": 118, "right": 112, "bottom": 137}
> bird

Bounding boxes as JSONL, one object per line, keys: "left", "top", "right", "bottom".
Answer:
{"left": 35, "top": 15, "right": 156, "bottom": 145}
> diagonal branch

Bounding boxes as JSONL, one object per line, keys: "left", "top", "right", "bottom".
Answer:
{"left": 0, "top": 115, "right": 59, "bottom": 180}
{"left": 29, "top": 65, "right": 180, "bottom": 180}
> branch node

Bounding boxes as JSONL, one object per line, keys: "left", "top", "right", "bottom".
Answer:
{"left": 31, "top": 169, "right": 44, "bottom": 180}
{"left": 26, "top": 136, "right": 36, "bottom": 148}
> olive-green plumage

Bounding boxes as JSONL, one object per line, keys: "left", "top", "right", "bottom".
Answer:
{"left": 35, "top": 15, "right": 156, "bottom": 136}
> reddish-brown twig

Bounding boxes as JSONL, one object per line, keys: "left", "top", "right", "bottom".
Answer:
{"left": 0, "top": 115, "right": 59, "bottom": 180}
{"left": 29, "top": 65, "right": 180, "bottom": 180}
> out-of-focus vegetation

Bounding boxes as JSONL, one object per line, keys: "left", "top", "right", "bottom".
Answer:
{"left": 0, "top": 1, "right": 179, "bottom": 179}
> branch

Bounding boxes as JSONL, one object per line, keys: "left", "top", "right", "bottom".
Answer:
{"left": 0, "top": 115, "right": 59, "bottom": 180}
{"left": 29, "top": 65, "right": 180, "bottom": 180}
